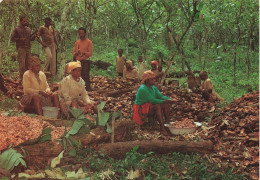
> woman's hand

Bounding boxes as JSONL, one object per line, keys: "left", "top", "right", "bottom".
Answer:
{"left": 39, "top": 91, "right": 52, "bottom": 97}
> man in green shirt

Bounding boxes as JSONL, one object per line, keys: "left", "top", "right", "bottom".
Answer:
{"left": 133, "top": 70, "right": 172, "bottom": 135}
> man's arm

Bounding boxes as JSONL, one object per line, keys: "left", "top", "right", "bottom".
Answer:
{"left": 10, "top": 28, "right": 20, "bottom": 42}
{"left": 72, "top": 41, "right": 79, "bottom": 59}
{"left": 30, "top": 29, "right": 38, "bottom": 41}
{"left": 36, "top": 27, "right": 47, "bottom": 47}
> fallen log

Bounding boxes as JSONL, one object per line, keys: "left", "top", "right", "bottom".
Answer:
{"left": 96, "top": 140, "right": 214, "bottom": 159}
{"left": 14, "top": 120, "right": 136, "bottom": 168}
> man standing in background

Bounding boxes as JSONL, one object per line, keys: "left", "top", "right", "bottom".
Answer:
{"left": 37, "top": 17, "right": 57, "bottom": 76}
{"left": 116, "top": 49, "right": 126, "bottom": 77}
{"left": 11, "top": 16, "right": 36, "bottom": 81}
{"left": 136, "top": 55, "right": 146, "bottom": 80}
{"left": 73, "top": 27, "right": 93, "bottom": 90}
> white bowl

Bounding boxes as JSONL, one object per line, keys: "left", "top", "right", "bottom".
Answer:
{"left": 42, "top": 106, "right": 60, "bottom": 119}
{"left": 164, "top": 123, "right": 197, "bottom": 135}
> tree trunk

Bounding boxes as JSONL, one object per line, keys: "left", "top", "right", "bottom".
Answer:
{"left": 57, "top": 0, "right": 77, "bottom": 79}
{"left": 96, "top": 140, "right": 214, "bottom": 159}
{"left": 0, "top": 41, "right": 2, "bottom": 72}
{"left": 233, "top": 50, "right": 237, "bottom": 86}
{"left": 15, "top": 120, "right": 136, "bottom": 168}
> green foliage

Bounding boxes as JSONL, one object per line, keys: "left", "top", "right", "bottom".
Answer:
{"left": 57, "top": 108, "right": 93, "bottom": 156}
{"left": 81, "top": 147, "right": 244, "bottom": 179}
{"left": 0, "top": 148, "right": 26, "bottom": 171}
{"left": 0, "top": 97, "right": 18, "bottom": 111}
{"left": 96, "top": 101, "right": 122, "bottom": 133}
{"left": 38, "top": 128, "right": 52, "bottom": 143}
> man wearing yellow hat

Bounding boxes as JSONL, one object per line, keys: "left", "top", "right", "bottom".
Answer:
{"left": 58, "top": 61, "right": 96, "bottom": 118}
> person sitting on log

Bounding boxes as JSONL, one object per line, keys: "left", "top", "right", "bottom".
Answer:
{"left": 133, "top": 70, "right": 172, "bottom": 136}
{"left": 123, "top": 60, "right": 139, "bottom": 82}
{"left": 58, "top": 61, "right": 97, "bottom": 119}
{"left": 20, "top": 56, "right": 60, "bottom": 116}
{"left": 199, "top": 70, "right": 224, "bottom": 102}
{"left": 150, "top": 60, "right": 164, "bottom": 83}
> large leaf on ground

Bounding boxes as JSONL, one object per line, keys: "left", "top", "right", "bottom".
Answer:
{"left": 112, "top": 111, "right": 122, "bottom": 120}
{"left": 97, "top": 101, "right": 106, "bottom": 111}
{"left": 0, "top": 148, "right": 26, "bottom": 171}
{"left": 51, "top": 150, "right": 64, "bottom": 168}
{"left": 69, "top": 108, "right": 84, "bottom": 119}
{"left": 66, "top": 120, "right": 85, "bottom": 137}
{"left": 39, "top": 128, "right": 52, "bottom": 143}
{"left": 106, "top": 124, "right": 112, "bottom": 133}
{"left": 97, "top": 112, "right": 110, "bottom": 126}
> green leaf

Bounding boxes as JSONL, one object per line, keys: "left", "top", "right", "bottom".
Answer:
{"left": 69, "top": 108, "right": 84, "bottom": 119}
{"left": 68, "top": 148, "right": 77, "bottom": 157}
{"left": 39, "top": 128, "right": 52, "bottom": 143}
{"left": 97, "top": 101, "right": 106, "bottom": 111}
{"left": 78, "top": 126, "right": 91, "bottom": 134}
{"left": 18, "top": 172, "right": 45, "bottom": 179}
{"left": 67, "top": 120, "right": 85, "bottom": 137}
{"left": 39, "top": 134, "right": 51, "bottom": 143}
{"left": 106, "top": 124, "right": 112, "bottom": 133}
{"left": 68, "top": 136, "right": 81, "bottom": 148}
{"left": 132, "top": 146, "right": 139, "bottom": 153}
{"left": 97, "top": 112, "right": 110, "bottom": 126}
{"left": 51, "top": 151, "right": 64, "bottom": 168}
{"left": 42, "top": 128, "right": 52, "bottom": 135}
{"left": 0, "top": 148, "right": 27, "bottom": 171}
{"left": 112, "top": 111, "right": 122, "bottom": 119}
{"left": 197, "top": 2, "right": 204, "bottom": 10}
{"left": 62, "top": 139, "right": 67, "bottom": 150}
{"left": 77, "top": 114, "right": 86, "bottom": 120}
{"left": 211, "top": 43, "right": 216, "bottom": 49}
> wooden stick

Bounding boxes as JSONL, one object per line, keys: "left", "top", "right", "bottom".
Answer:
{"left": 111, "top": 116, "right": 115, "bottom": 143}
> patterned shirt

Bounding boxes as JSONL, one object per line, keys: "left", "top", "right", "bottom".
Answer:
{"left": 37, "top": 25, "right": 55, "bottom": 47}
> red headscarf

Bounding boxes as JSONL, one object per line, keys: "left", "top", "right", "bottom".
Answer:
{"left": 142, "top": 70, "right": 155, "bottom": 83}
{"left": 150, "top": 60, "right": 158, "bottom": 66}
